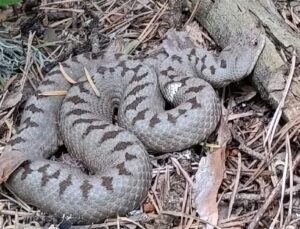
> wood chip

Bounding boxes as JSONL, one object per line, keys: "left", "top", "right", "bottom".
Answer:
{"left": 38, "top": 91, "right": 67, "bottom": 96}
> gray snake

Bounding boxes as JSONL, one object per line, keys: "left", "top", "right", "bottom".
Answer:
{"left": 0, "top": 30, "right": 265, "bottom": 223}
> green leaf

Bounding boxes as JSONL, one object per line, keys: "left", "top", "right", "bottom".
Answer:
{"left": 0, "top": 0, "right": 20, "bottom": 6}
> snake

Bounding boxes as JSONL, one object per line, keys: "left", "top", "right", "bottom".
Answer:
{"left": 0, "top": 30, "right": 265, "bottom": 223}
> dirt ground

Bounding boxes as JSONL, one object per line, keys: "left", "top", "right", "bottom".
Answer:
{"left": 0, "top": 0, "right": 300, "bottom": 228}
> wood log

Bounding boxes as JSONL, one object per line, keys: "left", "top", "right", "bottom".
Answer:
{"left": 187, "top": 0, "right": 300, "bottom": 122}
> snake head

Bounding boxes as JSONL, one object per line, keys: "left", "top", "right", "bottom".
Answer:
{"left": 221, "top": 32, "right": 266, "bottom": 79}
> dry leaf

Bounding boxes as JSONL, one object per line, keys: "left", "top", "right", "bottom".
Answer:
{"left": 143, "top": 202, "right": 155, "bottom": 213}
{"left": 1, "top": 87, "right": 23, "bottom": 110}
{"left": 193, "top": 148, "right": 225, "bottom": 228}
{"left": 0, "top": 149, "right": 28, "bottom": 183}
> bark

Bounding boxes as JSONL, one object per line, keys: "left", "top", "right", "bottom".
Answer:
{"left": 187, "top": 0, "right": 300, "bottom": 122}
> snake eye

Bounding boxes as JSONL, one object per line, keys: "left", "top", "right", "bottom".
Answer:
{"left": 252, "top": 39, "right": 258, "bottom": 46}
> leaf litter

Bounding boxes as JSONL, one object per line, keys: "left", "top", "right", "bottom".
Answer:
{"left": 0, "top": 0, "right": 300, "bottom": 228}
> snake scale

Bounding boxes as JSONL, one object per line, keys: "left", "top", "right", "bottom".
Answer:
{"left": 0, "top": 30, "right": 265, "bottom": 223}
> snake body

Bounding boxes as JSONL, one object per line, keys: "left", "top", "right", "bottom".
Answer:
{"left": 0, "top": 31, "right": 265, "bottom": 223}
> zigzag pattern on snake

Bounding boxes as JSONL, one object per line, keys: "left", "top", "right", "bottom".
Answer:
{"left": 0, "top": 30, "right": 265, "bottom": 223}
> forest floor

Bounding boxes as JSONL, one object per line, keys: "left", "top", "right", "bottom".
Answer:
{"left": 0, "top": 0, "right": 299, "bottom": 228}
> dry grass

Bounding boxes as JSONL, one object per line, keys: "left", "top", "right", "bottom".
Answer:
{"left": 0, "top": 0, "right": 300, "bottom": 228}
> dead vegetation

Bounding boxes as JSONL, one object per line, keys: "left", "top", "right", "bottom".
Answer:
{"left": 0, "top": 0, "right": 300, "bottom": 228}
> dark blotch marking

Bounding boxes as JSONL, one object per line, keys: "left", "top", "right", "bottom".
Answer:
{"left": 9, "top": 137, "right": 26, "bottom": 146}
{"left": 65, "top": 95, "right": 87, "bottom": 105}
{"left": 169, "top": 74, "right": 178, "bottom": 80}
{"left": 194, "top": 56, "right": 200, "bottom": 66}
{"left": 72, "top": 118, "right": 98, "bottom": 127}
{"left": 91, "top": 52, "right": 100, "bottom": 59}
{"left": 160, "top": 70, "right": 168, "bottom": 76}
{"left": 100, "top": 130, "right": 123, "bottom": 142}
{"left": 48, "top": 69, "right": 61, "bottom": 76}
{"left": 131, "top": 64, "right": 143, "bottom": 73}
{"left": 171, "top": 55, "right": 182, "bottom": 63}
{"left": 178, "top": 109, "right": 187, "bottom": 115}
{"left": 113, "top": 141, "right": 134, "bottom": 151}
{"left": 76, "top": 81, "right": 90, "bottom": 94}
{"left": 80, "top": 180, "right": 93, "bottom": 199}
{"left": 23, "top": 117, "right": 39, "bottom": 127}
{"left": 128, "top": 72, "right": 148, "bottom": 84}
{"left": 121, "top": 70, "right": 127, "bottom": 78}
{"left": 125, "top": 96, "right": 147, "bottom": 112}
{"left": 166, "top": 109, "right": 188, "bottom": 124}
{"left": 220, "top": 59, "right": 227, "bottom": 68}
{"left": 132, "top": 108, "right": 149, "bottom": 125}
{"left": 186, "top": 85, "right": 205, "bottom": 93}
{"left": 153, "top": 50, "right": 169, "bottom": 59}
{"left": 167, "top": 66, "right": 178, "bottom": 79}
{"left": 61, "top": 62, "right": 70, "bottom": 68}
{"left": 40, "top": 169, "right": 61, "bottom": 186}
{"left": 83, "top": 124, "right": 109, "bottom": 137}
{"left": 210, "top": 65, "right": 216, "bottom": 75}
{"left": 188, "top": 48, "right": 196, "bottom": 62}
{"left": 83, "top": 53, "right": 91, "bottom": 60}
{"left": 116, "top": 162, "right": 132, "bottom": 175}
{"left": 125, "top": 83, "right": 152, "bottom": 100}
{"left": 125, "top": 152, "right": 137, "bottom": 161}
{"left": 25, "top": 104, "right": 44, "bottom": 113}
{"left": 59, "top": 174, "right": 73, "bottom": 195}
{"left": 71, "top": 56, "right": 80, "bottom": 64}
{"left": 114, "top": 53, "right": 123, "bottom": 59}
{"left": 187, "top": 97, "right": 202, "bottom": 109}
{"left": 18, "top": 117, "right": 39, "bottom": 134}
{"left": 109, "top": 68, "right": 115, "bottom": 73}
{"left": 200, "top": 64, "right": 207, "bottom": 72}
{"left": 16, "top": 128, "right": 26, "bottom": 135}
{"left": 201, "top": 54, "right": 207, "bottom": 64}
{"left": 119, "top": 61, "right": 130, "bottom": 77}
{"left": 160, "top": 66, "right": 176, "bottom": 77}
{"left": 21, "top": 162, "right": 33, "bottom": 180}
{"left": 65, "top": 109, "right": 90, "bottom": 116}
{"left": 149, "top": 114, "right": 160, "bottom": 128}
{"left": 17, "top": 118, "right": 39, "bottom": 134}
{"left": 38, "top": 164, "right": 60, "bottom": 186}
{"left": 38, "top": 164, "right": 50, "bottom": 173}
{"left": 167, "top": 113, "right": 176, "bottom": 124}
{"left": 97, "top": 66, "right": 107, "bottom": 74}
{"left": 179, "top": 77, "right": 190, "bottom": 86}
{"left": 121, "top": 63, "right": 143, "bottom": 77}
{"left": 42, "top": 79, "right": 55, "bottom": 86}
{"left": 101, "top": 176, "right": 113, "bottom": 191}
{"left": 118, "top": 60, "right": 127, "bottom": 68}
{"left": 52, "top": 170, "right": 60, "bottom": 178}
{"left": 190, "top": 48, "right": 196, "bottom": 56}
{"left": 37, "top": 164, "right": 50, "bottom": 186}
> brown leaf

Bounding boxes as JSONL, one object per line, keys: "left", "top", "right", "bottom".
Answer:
{"left": 143, "top": 202, "right": 155, "bottom": 213}
{"left": 1, "top": 89, "right": 23, "bottom": 110}
{"left": 0, "top": 149, "right": 28, "bottom": 183}
{"left": 193, "top": 148, "right": 225, "bottom": 228}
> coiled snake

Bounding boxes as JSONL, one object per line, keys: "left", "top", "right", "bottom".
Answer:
{"left": 0, "top": 30, "right": 265, "bottom": 223}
